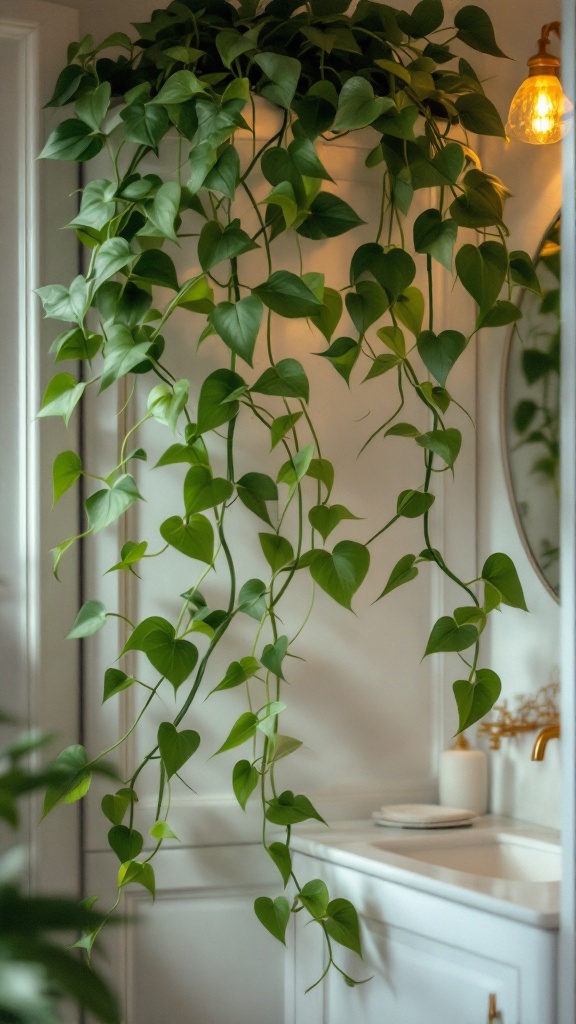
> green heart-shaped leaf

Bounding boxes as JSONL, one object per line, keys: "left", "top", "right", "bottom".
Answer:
{"left": 233, "top": 759, "right": 259, "bottom": 810}
{"left": 417, "top": 428, "right": 462, "bottom": 468}
{"left": 453, "top": 668, "right": 502, "bottom": 731}
{"left": 215, "top": 712, "right": 259, "bottom": 755}
{"left": 396, "top": 489, "right": 435, "bottom": 518}
{"left": 208, "top": 657, "right": 261, "bottom": 697}
{"left": 417, "top": 330, "right": 468, "bottom": 388}
{"left": 376, "top": 554, "right": 419, "bottom": 600}
{"left": 413, "top": 209, "right": 458, "bottom": 271}
{"left": 394, "top": 286, "right": 424, "bottom": 337}
{"left": 160, "top": 515, "right": 214, "bottom": 564}
{"left": 345, "top": 281, "right": 389, "bottom": 334}
{"left": 266, "top": 842, "right": 292, "bottom": 887}
{"left": 184, "top": 466, "right": 234, "bottom": 516}
{"left": 481, "top": 553, "right": 528, "bottom": 610}
{"left": 157, "top": 722, "right": 200, "bottom": 778}
{"left": 102, "top": 669, "right": 135, "bottom": 703}
{"left": 145, "top": 632, "right": 198, "bottom": 690}
{"left": 455, "top": 241, "right": 507, "bottom": 315}
{"left": 101, "top": 789, "right": 135, "bottom": 826}
{"left": 332, "top": 77, "right": 394, "bottom": 131}
{"left": 260, "top": 636, "right": 289, "bottom": 679}
{"left": 253, "top": 271, "right": 324, "bottom": 319}
{"left": 299, "top": 879, "right": 329, "bottom": 919}
{"left": 210, "top": 296, "right": 263, "bottom": 367}
{"left": 308, "top": 504, "right": 360, "bottom": 542}
{"left": 236, "top": 472, "right": 278, "bottom": 526}
{"left": 66, "top": 599, "right": 107, "bottom": 639}
{"left": 251, "top": 358, "right": 309, "bottom": 401}
{"left": 424, "top": 616, "right": 478, "bottom": 656}
{"left": 108, "top": 825, "right": 143, "bottom": 863}
{"left": 84, "top": 474, "right": 142, "bottom": 533}
{"left": 308, "top": 541, "right": 370, "bottom": 610}
{"left": 254, "top": 895, "right": 290, "bottom": 945}
{"left": 317, "top": 336, "right": 360, "bottom": 385}
{"left": 265, "top": 790, "right": 326, "bottom": 826}
{"left": 196, "top": 369, "right": 245, "bottom": 435}
{"left": 324, "top": 898, "right": 362, "bottom": 956}
{"left": 259, "top": 533, "right": 294, "bottom": 573}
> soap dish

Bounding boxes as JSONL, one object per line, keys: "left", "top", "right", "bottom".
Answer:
{"left": 372, "top": 803, "right": 477, "bottom": 829}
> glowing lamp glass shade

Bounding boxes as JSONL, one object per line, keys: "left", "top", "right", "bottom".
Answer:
{"left": 506, "top": 74, "right": 569, "bottom": 145}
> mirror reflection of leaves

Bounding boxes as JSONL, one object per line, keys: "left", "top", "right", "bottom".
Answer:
{"left": 507, "top": 215, "right": 560, "bottom": 596}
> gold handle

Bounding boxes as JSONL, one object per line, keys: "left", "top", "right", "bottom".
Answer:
{"left": 488, "top": 993, "right": 502, "bottom": 1022}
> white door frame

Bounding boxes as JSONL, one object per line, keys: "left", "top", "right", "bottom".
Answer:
{"left": 559, "top": 0, "right": 576, "bottom": 1016}
{"left": 0, "top": 0, "right": 81, "bottom": 894}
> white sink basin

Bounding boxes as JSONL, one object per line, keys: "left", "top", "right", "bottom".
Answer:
{"left": 371, "top": 832, "right": 561, "bottom": 883}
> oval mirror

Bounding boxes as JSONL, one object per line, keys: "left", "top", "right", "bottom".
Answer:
{"left": 503, "top": 213, "right": 561, "bottom": 600}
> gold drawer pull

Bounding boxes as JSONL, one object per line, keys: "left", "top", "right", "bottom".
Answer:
{"left": 488, "top": 993, "right": 502, "bottom": 1022}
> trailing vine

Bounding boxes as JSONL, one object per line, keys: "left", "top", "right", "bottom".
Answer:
{"left": 38, "top": 0, "right": 534, "bottom": 993}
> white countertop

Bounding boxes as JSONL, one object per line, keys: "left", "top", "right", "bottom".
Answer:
{"left": 291, "top": 815, "right": 561, "bottom": 929}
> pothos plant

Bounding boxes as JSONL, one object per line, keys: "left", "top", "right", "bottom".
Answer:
{"left": 37, "top": 0, "right": 536, "bottom": 993}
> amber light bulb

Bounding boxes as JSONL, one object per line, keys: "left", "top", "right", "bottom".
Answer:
{"left": 506, "top": 21, "right": 572, "bottom": 145}
{"left": 507, "top": 74, "right": 567, "bottom": 145}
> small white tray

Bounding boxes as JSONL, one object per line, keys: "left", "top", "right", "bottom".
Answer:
{"left": 372, "top": 803, "right": 477, "bottom": 828}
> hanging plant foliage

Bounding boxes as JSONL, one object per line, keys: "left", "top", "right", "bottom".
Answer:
{"left": 38, "top": 0, "right": 531, "bottom": 991}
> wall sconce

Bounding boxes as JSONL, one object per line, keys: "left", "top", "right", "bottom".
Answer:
{"left": 506, "top": 22, "right": 571, "bottom": 145}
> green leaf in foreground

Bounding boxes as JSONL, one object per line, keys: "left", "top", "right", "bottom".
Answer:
{"left": 39, "top": 119, "right": 103, "bottom": 161}
{"left": 424, "top": 616, "right": 478, "bottom": 656}
{"left": 376, "top": 554, "right": 419, "bottom": 600}
{"left": 103, "top": 669, "right": 135, "bottom": 704}
{"left": 253, "top": 271, "right": 324, "bottom": 318}
{"left": 266, "top": 790, "right": 326, "bottom": 826}
{"left": 108, "top": 826, "right": 143, "bottom": 863}
{"left": 299, "top": 879, "right": 329, "bottom": 919}
{"left": 397, "top": 490, "right": 435, "bottom": 518}
{"left": 266, "top": 842, "right": 292, "bottom": 887}
{"left": 38, "top": 374, "right": 86, "bottom": 426}
{"left": 53, "top": 450, "right": 83, "bottom": 505}
{"left": 324, "top": 898, "right": 362, "bottom": 956}
{"left": 232, "top": 759, "right": 259, "bottom": 809}
{"left": 454, "top": 5, "right": 508, "bottom": 58}
{"left": 66, "top": 600, "right": 107, "bottom": 640}
{"left": 157, "top": 722, "right": 200, "bottom": 778}
{"left": 252, "top": 358, "right": 310, "bottom": 401}
{"left": 42, "top": 745, "right": 92, "bottom": 817}
{"left": 260, "top": 635, "right": 289, "bottom": 679}
{"left": 122, "top": 616, "right": 198, "bottom": 690}
{"left": 308, "top": 504, "right": 360, "bottom": 542}
{"left": 208, "top": 656, "right": 261, "bottom": 696}
{"left": 160, "top": 515, "right": 214, "bottom": 564}
{"left": 417, "top": 330, "right": 468, "bottom": 388}
{"left": 254, "top": 895, "right": 290, "bottom": 945}
{"left": 453, "top": 668, "right": 502, "bottom": 731}
{"left": 236, "top": 473, "right": 278, "bottom": 526}
{"left": 214, "top": 712, "right": 258, "bottom": 754}
{"left": 210, "top": 296, "right": 263, "bottom": 366}
{"left": 481, "top": 553, "right": 528, "bottom": 610}
{"left": 308, "top": 541, "right": 370, "bottom": 610}
{"left": 84, "top": 475, "right": 142, "bottom": 534}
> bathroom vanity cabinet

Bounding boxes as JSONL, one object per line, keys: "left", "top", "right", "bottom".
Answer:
{"left": 288, "top": 820, "right": 558, "bottom": 1024}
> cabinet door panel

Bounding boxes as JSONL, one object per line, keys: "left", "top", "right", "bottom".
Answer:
{"left": 322, "top": 917, "right": 518, "bottom": 1024}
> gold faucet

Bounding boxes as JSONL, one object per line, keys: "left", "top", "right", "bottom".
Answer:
{"left": 531, "top": 723, "right": 560, "bottom": 761}
{"left": 478, "top": 682, "right": 559, "bottom": 750}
